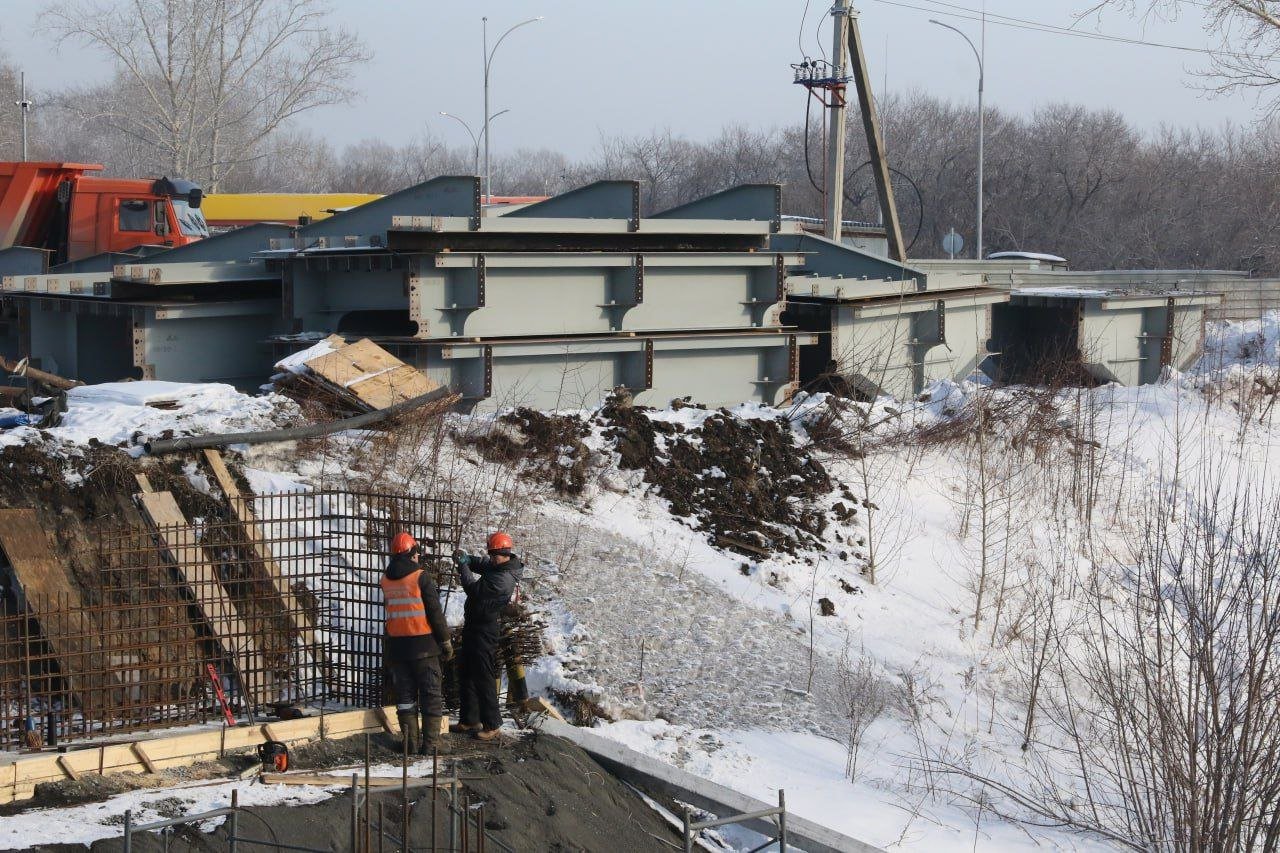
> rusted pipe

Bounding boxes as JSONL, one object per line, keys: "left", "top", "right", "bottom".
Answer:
{"left": 0, "top": 356, "right": 82, "bottom": 390}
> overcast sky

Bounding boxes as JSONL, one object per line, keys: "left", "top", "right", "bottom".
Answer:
{"left": 2, "top": 0, "right": 1265, "bottom": 159}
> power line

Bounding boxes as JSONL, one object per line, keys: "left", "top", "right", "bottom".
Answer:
{"left": 862, "top": 0, "right": 1256, "bottom": 60}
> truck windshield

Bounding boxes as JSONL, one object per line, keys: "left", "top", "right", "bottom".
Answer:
{"left": 170, "top": 198, "right": 209, "bottom": 238}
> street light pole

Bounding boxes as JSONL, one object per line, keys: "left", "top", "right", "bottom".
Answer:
{"left": 15, "top": 72, "right": 33, "bottom": 162}
{"left": 440, "top": 109, "right": 510, "bottom": 177}
{"left": 483, "top": 15, "right": 542, "bottom": 204}
{"left": 930, "top": 16, "right": 984, "bottom": 260}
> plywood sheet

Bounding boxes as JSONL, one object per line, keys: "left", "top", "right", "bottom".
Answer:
{"left": 135, "top": 491, "right": 273, "bottom": 707}
{"left": 304, "top": 337, "right": 439, "bottom": 410}
{"left": 0, "top": 508, "right": 113, "bottom": 696}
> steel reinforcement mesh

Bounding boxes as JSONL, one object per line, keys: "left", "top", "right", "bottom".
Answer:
{"left": 0, "top": 489, "right": 456, "bottom": 749}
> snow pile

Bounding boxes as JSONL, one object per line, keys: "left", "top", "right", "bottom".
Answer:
{"left": 1197, "top": 309, "right": 1280, "bottom": 371}
{"left": 0, "top": 381, "right": 297, "bottom": 457}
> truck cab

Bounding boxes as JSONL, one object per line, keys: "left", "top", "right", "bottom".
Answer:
{"left": 0, "top": 162, "right": 207, "bottom": 266}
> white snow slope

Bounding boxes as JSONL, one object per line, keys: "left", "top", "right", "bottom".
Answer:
{"left": 10, "top": 312, "right": 1280, "bottom": 851}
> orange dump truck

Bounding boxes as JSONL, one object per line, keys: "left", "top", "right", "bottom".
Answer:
{"left": 0, "top": 161, "right": 208, "bottom": 265}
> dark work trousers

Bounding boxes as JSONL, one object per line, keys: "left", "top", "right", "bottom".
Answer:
{"left": 458, "top": 626, "right": 501, "bottom": 730}
{"left": 388, "top": 655, "right": 443, "bottom": 717}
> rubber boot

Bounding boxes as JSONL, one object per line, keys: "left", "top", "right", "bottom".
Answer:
{"left": 506, "top": 664, "right": 529, "bottom": 709}
{"left": 421, "top": 714, "right": 443, "bottom": 755}
{"left": 397, "top": 710, "right": 420, "bottom": 755}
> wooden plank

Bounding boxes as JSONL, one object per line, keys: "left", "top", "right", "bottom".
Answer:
{"left": 1, "top": 707, "right": 394, "bottom": 803}
{"left": 348, "top": 363, "right": 438, "bottom": 410}
{"left": 56, "top": 755, "right": 81, "bottom": 781}
{"left": 200, "top": 450, "right": 321, "bottom": 652}
{"left": 135, "top": 473, "right": 154, "bottom": 493}
{"left": 134, "top": 490, "right": 273, "bottom": 707}
{"left": 131, "top": 742, "right": 157, "bottom": 774}
{"left": 304, "top": 338, "right": 438, "bottom": 411}
{"left": 524, "top": 696, "right": 567, "bottom": 723}
{"left": 0, "top": 509, "right": 115, "bottom": 700}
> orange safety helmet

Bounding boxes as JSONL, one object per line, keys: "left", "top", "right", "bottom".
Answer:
{"left": 486, "top": 531, "right": 514, "bottom": 554}
{"left": 391, "top": 532, "right": 417, "bottom": 555}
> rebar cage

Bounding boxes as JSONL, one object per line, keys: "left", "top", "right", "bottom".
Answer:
{"left": 0, "top": 489, "right": 456, "bottom": 749}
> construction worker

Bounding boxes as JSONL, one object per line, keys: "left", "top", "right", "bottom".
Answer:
{"left": 451, "top": 531, "right": 523, "bottom": 741}
{"left": 382, "top": 531, "right": 452, "bottom": 755}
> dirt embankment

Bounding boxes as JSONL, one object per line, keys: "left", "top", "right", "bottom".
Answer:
{"left": 7, "top": 732, "right": 679, "bottom": 853}
{"left": 465, "top": 395, "right": 840, "bottom": 557}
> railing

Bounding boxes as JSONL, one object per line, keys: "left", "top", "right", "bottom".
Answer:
{"left": 682, "top": 790, "right": 787, "bottom": 853}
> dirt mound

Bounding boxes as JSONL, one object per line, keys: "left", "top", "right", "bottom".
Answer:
{"left": 460, "top": 407, "right": 593, "bottom": 495}
{"left": 4, "top": 732, "right": 680, "bottom": 853}
{"left": 601, "top": 395, "right": 833, "bottom": 555}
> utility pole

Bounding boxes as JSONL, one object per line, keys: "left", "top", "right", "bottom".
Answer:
{"left": 824, "top": 0, "right": 851, "bottom": 242}
{"left": 847, "top": 8, "right": 906, "bottom": 262}
{"left": 15, "top": 72, "right": 33, "bottom": 162}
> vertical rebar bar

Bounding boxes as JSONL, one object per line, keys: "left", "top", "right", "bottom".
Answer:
{"left": 365, "top": 733, "right": 372, "bottom": 853}
{"left": 402, "top": 730, "right": 410, "bottom": 852}
{"left": 461, "top": 791, "right": 469, "bottom": 853}
{"left": 778, "top": 789, "right": 787, "bottom": 852}
{"left": 350, "top": 774, "right": 359, "bottom": 853}
{"left": 431, "top": 744, "right": 438, "bottom": 853}
{"left": 123, "top": 809, "right": 132, "bottom": 853}
{"left": 378, "top": 801, "right": 385, "bottom": 853}
{"left": 229, "top": 789, "right": 240, "bottom": 853}
{"left": 682, "top": 804, "right": 693, "bottom": 853}
{"left": 477, "top": 802, "right": 485, "bottom": 853}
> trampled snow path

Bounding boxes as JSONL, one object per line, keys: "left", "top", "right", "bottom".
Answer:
{"left": 519, "top": 518, "right": 845, "bottom": 734}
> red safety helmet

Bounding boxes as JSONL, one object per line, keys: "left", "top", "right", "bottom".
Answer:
{"left": 486, "top": 531, "right": 514, "bottom": 554}
{"left": 391, "top": 532, "right": 417, "bottom": 555}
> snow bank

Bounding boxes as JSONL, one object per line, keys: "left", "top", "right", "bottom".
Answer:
{"left": 0, "top": 381, "right": 296, "bottom": 457}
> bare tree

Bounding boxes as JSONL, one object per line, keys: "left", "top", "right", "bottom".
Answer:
{"left": 42, "top": 0, "right": 370, "bottom": 189}
{"left": 1085, "top": 1, "right": 1280, "bottom": 111}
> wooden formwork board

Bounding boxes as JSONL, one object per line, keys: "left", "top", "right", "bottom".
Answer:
{"left": 0, "top": 706, "right": 393, "bottom": 804}
{"left": 134, "top": 490, "right": 274, "bottom": 707}
{"left": 304, "top": 337, "right": 439, "bottom": 410}
{"left": 200, "top": 449, "right": 320, "bottom": 651}
{"left": 0, "top": 508, "right": 115, "bottom": 695}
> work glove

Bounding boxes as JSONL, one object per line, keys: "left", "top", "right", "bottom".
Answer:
{"left": 452, "top": 549, "right": 471, "bottom": 568}
{"left": 440, "top": 640, "right": 455, "bottom": 661}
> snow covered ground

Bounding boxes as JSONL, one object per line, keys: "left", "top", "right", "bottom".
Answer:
{"left": 9, "top": 313, "right": 1280, "bottom": 851}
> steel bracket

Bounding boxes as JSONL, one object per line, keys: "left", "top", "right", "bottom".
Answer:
{"left": 131, "top": 309, "right": 155, "bottom": 380}
{"left": 482, "top": 344, "right": 493, "bottom": 397}
{"left": 477, "top": 256, "right": 487, "bottom": 307}
{"left": 644, "top": 339, "right": 654, "bottom": 390}
{"left": 635, "top": 255, "right": 645, "bottom": 305}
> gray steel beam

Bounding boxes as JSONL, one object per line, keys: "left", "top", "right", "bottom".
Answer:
{"left": 652, "top": 184, "right": 782, "bottom": 230}
{"left": 503, "top": 180, "right": 639, "bottom": 221}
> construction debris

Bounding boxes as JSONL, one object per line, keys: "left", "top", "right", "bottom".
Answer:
{"left": 272, "top": 335, "right": 439, "bottom": 416}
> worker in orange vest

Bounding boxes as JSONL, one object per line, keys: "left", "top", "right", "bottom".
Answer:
{"left": 382, "top": 532, "right": 452, "bottom": 754}
{"left": 451, "top": 531, "right": 523, "bottom": 742}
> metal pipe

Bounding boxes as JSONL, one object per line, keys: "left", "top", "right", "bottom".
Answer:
{"left": 143, "top": 386, "right": 458, "bottom": 455}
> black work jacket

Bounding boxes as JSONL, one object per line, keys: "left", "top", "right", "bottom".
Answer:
{"left": 459, "top": 555, "right": 523, "bottom": 635}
